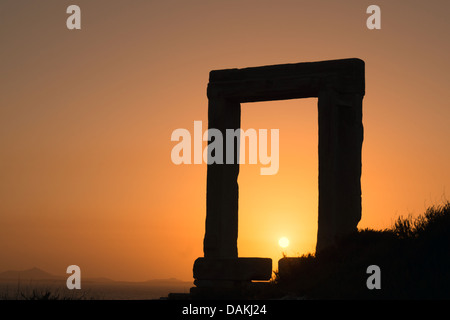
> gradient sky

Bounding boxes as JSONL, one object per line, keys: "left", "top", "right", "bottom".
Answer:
{"left": 1, "top": 1, "right": 449, "bottom": 281}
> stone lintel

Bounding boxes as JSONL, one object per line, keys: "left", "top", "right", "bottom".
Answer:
{"left": 193, "top": 257, "right": 272, "bottom": 281}
{"left": 207, "top": 58, "right": 365, "bottom": 102}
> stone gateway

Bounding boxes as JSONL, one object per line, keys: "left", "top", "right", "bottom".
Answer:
{"left": 193, "top": 58, "right": 365, "bottom": 295}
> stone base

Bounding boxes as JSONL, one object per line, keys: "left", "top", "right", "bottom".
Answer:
{"left": 193, "top": 257, "right": 272, "bottom": 281}
{"left": 191, "top": 257, "right": 272, "bottom": 299}
{"left": 165, "top": 292, "right": 191, "bottom": 300}
{"left": 278, "top": 257, "right": 312, "bottom": 279}
{"left": 190, "top": 281, "right": 248, "bottom": 299}
{"left": 189, "top": 281, "right": 273, "bottom": 300}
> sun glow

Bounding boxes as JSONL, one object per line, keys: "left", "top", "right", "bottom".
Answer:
{"left": 278, "top": 237, "right": 290, "bottom": 248}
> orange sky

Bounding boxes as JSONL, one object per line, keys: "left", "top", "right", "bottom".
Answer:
{"left": 1, "top": 1, "right": 450, "bottom": 281}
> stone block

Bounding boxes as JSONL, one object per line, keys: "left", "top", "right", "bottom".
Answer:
{"left": 193, "top": 257, "right": 272, "bottom": 281}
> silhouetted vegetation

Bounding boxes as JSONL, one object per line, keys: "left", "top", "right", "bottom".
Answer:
{"left": 273, "top": 201, "right": 450, "bottom": 299}
{"left": 0, "top": 283, "right": 95, "bottom": 300}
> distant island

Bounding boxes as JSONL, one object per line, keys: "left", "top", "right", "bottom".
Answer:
{"left": 0, "top": 267, "right": 193, "bottom": 300}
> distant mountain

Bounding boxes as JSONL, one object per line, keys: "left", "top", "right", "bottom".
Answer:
{"left": 0, "top": 268, "right": 192, "bottom": 286}
{"left": 82, "top": 277, "right": 115, "bottom": 283}
{"left": 0, "top": 267, "right": 62, "bottom": 281}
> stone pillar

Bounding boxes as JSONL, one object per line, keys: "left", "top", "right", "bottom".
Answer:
{"left": 204, "top": 98, "right": 240, "bottom": 258}
{"left": 317, "top": 88, "right": 364, "bottom": 252}
{"left": 194, "top": 98, "right": 272, "bottom": 298}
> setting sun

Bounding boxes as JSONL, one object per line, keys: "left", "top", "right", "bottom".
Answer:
{"left": 278, "top": 237, "right": 290, "bottom": 248}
